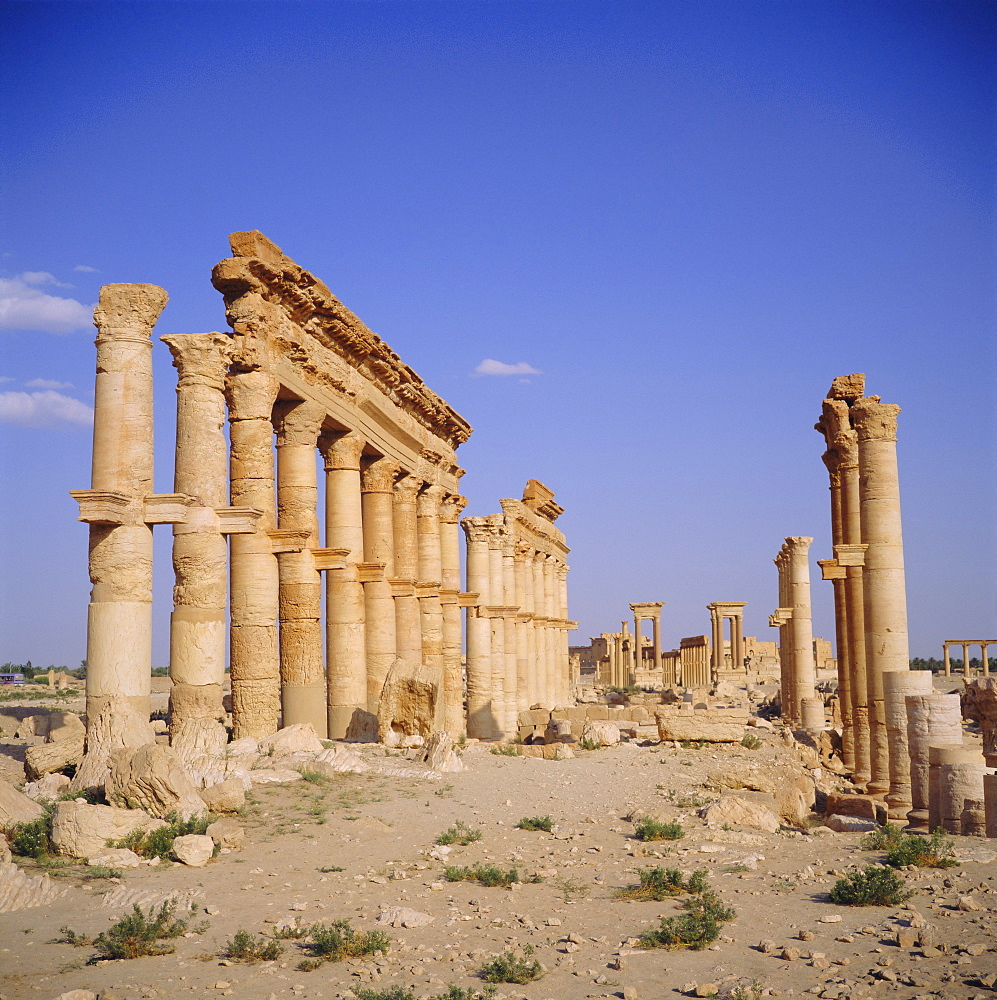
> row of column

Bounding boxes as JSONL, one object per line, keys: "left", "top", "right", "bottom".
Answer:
{"left": 942, "top": 640, "right": 993, "bottom": 677}
{"left": 630, "top": 603, "right": 663, "bottom": 677}
{"left": 769, "top": 540, "right": 818, "bottom": 728}
{"left": 708, "top": 602, "right": 746, "bottom": 679}
{"left": 816, "top": 375, "right": 912, "bottom": 800}
{"left": 463, "top": 516, "right": 570, "bottom": 739}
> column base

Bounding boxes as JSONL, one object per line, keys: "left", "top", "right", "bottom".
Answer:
{"left": 327, "top": 703, "right": 367, "bottom": 740}
{"left": 282, "top": 681, "right": 328, "bottom": 738}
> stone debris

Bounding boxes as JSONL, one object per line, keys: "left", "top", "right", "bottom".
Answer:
{"left": 85, "top": 847, "right": 145, "bottom": 869}
{"left": 0, "top": 775, "right": 46, "bottom": 833}
{"left": 172, "top": 833, "right": 215, "bottom": 866}
{"left": 206, "top": 818, "right": 244, "bottom": 849}
{"left": 655, "top": 715, "right": 747, "bottom": 743}
{"left": 23, "top": 771, "right": 71, "bottom": 803}
{"left": 0, "top": 858, "right": 67, "bottom": 912}
{"left": 377, "top": 905, "right": 436, "bottom": 927}
{"left": 49, "top": 800, "right": 166, "bottom": 859}
{"left": 198, "top": 777, "right": 247, "bottom": 813}
{"left": 105, "top": 742, "right": 208, "bottom": 820}
{"left": 702, "top": 795, "right": 782, "bottom": 833}
{"left": 100, "top": 885, "right": 203, "bottom": 911}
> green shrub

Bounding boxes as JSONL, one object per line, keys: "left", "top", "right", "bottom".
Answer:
{"left": 637, "top": 889, "right": 735, "bottom": 950}
{"left": 489, "top": 744, "right": 521, "bottom": 756}
{"left": 616, "top": 867, "right": 709, "bottom": 901}
{"left": 10, "top": 813, "right": 52, "bottom": 858}
{"left": 436, "top": 820, "right": 483, "bottom": 845}
{"left": 633, "top": 817, "right": 684, "bottom": 842}
{"left": 740, "top": 733, "right": 763, "bottom": 750}
{"left": 352, "top": 988, "right": 497, "bottom": 1000}
{"left": 516, "top": 815, "right": 553, "bottom": 832}
{"left": 222, "top": 929, "right": 283, "bottom": 962}
{"left": 862, "top": 824, "right": 957, "bottom": 869}
{"left": 577, "top": 737, "right": 602, "bottom": 751}
{"left": 443, "top": 863, "right": 541, "bottom": 888}
{"left": 829, "top": 866, "right": 912, "bottom": 906}
{"left": 89, "top": 900, "right": 195, "bottom": 961}
{"left": 110, "top": 811, "right": 215, "bottom": 859}
{"left": 480, "top": 944, "right": 544, "bottom": 983}
{"left": 296, "top": 920, "right": 390, "bottom": 970}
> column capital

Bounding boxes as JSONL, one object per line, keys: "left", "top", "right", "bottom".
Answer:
{"left": 276, "top": 399, "right": 326, "bottom": 447}
{"left": 786, "top": 536, "right": 814, "bottom": 552}
{"left": 416, "top": 483, "right": 447, "bottom": 516}
{"left": 162, "top": 332, "right": 234, "bottom": 389}
{"left": 394, "top": 472, "right": 423, "bottom": 503}
{"left": 851, "top": 396, "right": 900, "bottom": 442}
{"left": 461, "top": 517, "right": 492, "bottom": 544}
{"left": 94, "top": 283, "right": 169, "bottom": 341}
{"left": 319, "top": 428, "right": 364, "bottom": 468}
{"left": 225, "top": 369, "right": 279, "bottom": 421}
{"left": 514, "top": 539, "right": 533, "bottom": 558}
{"left": 439, "top": 494, "right": 469, "bottom": 523}
{"left": 360, "top": 455, "right": 400, "bottom": 493}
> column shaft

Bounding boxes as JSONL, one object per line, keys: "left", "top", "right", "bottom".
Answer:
{"left": 439, "top": 495, "right": 467, "bottom": 738}
{"left": 392, "top": 475, "right": 423, "bottom": 671}
{"left": 463, "top": 518, "right": 493, "bottom": 738}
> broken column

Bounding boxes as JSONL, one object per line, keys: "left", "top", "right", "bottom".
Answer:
{"left": 905, "top": 692, "right": 962, "bottom": 832}
{"left": 882, "top": 668, "right": 933, "bottom": 821}
{"left": 929, "top": 745, "right": 986, "bottom": 834}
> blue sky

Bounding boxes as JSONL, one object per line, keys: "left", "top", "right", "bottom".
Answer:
{"left": 1, "top": 0, "right": 993, "bottom": 668}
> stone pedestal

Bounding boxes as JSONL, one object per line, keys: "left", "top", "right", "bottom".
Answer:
{"left": 929, "top": 745, "right": 984, "bottom": 834}
{"left": 882, "top": 669, "right": 933, "bottom": 821}
{"left": 905, "top": 693, "right": 962, "bottom": 832}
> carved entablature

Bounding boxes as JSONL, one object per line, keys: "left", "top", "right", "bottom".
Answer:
{"left": 211, "top": 231, "right": 472, "bottom": 450}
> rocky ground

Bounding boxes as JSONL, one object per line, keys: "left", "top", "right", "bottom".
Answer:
{"left": 1, "top": 685, "right": 995, "bottom": 1000}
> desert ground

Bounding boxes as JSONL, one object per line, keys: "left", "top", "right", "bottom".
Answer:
{"left": 1, "top": 680, "right": 995, "bottom": 1000}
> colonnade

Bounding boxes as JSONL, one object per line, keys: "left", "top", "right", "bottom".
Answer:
{"left": 769, "top": 540, "right": 818, "bottom": 728}
{"left": 942, "top": 640, "right": 994, "bottom": 678}
{"left": 630, "top": 603, "right": 663, "bottom": 677}
{"left": 707, "top": 602, "right": 746, "bottom": 680}
{"left": 463, "top": 481, "right": 574, "bottom": 739}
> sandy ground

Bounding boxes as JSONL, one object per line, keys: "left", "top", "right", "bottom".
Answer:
{"left": 1, "top": 687, "right": 996, "bottom": 1000}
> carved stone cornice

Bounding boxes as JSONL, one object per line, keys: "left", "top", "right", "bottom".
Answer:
{"left": 460, "top": 517, "right": 492, "bottom": 545}
{"left": 393, "top": 473, "right": 423, "bottom": 503}
{"left": 211, "top": 231, "right": 472, "bottom": 447}
{"left": 162, "top": 332, "right": 234, "bottom": 389}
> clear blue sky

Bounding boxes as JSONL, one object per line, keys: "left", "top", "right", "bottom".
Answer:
{"left": 1, "top": 0, "right": 993, "bottom": 669}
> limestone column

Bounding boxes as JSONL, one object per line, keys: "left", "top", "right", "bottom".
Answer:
{"left": 226, "top": 368, "right": 280, "bottom": 737}
{"left": 787, "top": 537, "right": 817, "bottom": 720}
{"left": 709, "top": 606, "right": 723, "bottom": 682}
{"left": 392, "top": 474, "right": 424, "bottom": 672}
{"left": 162, "top": 332, "right": 233, "bottom": 740}
{"left": 439, "top": 494, "right": 467, "bottom": 738}
{"left": 930, "top": 746, "right": 985, "bottom": 834}
{"left": 852, "top": 396, "right": 909, "bottom": 796}
{"left": 984, "top": 774, "right": 997, "bottom": 838}
{"left": 633, "top": 614, "right": 642, "bottom": 676}
{"left": 462, "top": 517, "right": 493, "bottom": 739}
{"left": 321, "top": 430, "right": 366, "bottom": 739}
{"left": 963, "top": 642, "right": 971, "bottom": 678}
{"left": 543, "top": 555, "right": 558, "bottom": 705}
{"left": 651, "top": 610, "right": 662, "bottom": 674}
{"left": 906, "top": 693, "right": 962, "bottom": 832}
{"left": 943, "top": 643, "right": 951, "bottom": 677}
{"left": 514, "top": 542, "right": 531, "bottom": 714}
{"left": 78, "top": 284, "right": 168, "bottom": 723}
{"left": 533, "top": 553, "right": 549, "bottom": 703}
{"left": 360, "top": 456, "right": 399, "bottom": 715}
{"left": 487, "top": 523, "right": 509, "bottom": 734}
{"left": 557, "top": 562, "right": 570, "bottom": 703}
{"left": 499, "top": 530, "right": 519, "bottom": 734}
{"left": 275, "top": 401, "right": 326, "bottom": 736}
{"left": 417, "top": 482, "right": 446, "bottom": 712}
{"left": 882, "top": 668, "right": 933, "bottom": 821}
{"left": 520, "top": 542, "right": 537, "bottom": 706}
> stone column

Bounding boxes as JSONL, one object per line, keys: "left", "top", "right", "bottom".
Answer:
{"left": 984, "top": 774, "right": 997, "bottom": 838}
{"left": 930, "top": 746, "right": 985, "bottom": 834}
{"left": 709, "top": 606, "right": 723, "bottom": 682}
{"left": 500, "top": 531, "right": 519, "bottom": 733}
{"left": 439, "top": 494, "right": 467, "bottom": 738}
{"left": 651, "top": 612, "right": 662, "bottom": 674}
{"left": 417, "top": 482, "right": 446, "bottom": 718}
{"left": 360, "top": 457, "right": 399, "bottom": 717}
{"left": 557, "top": 562, "right": 570, "bottom": 703}
{"left": 962, "top": 642, "right": 972, "bottom": 678}
{"left": 633, "top": 614, "right": 642, "bottom": 676}
{"left": 226, "top": 368, "right": 280, "bottom": 737}
{"left": 882, "top": 668, "right": 933, "bottom": 821}
{"left": 162, "top": 332, "right": 233, "bottom": 740}
{"left": 519, "top": 542, "right": 536, "bottom": 706}
{"left": 543, "top": 555, "right": 558, "bottom": 705}
{"left": 906, "top": 693, "right": 962, "bottom": 832}
{"left": 533, "top": 553, "right": 549, "bottom": 703}
{"left": 77, "top": 284, "right": 168, "bottom": 723}
{"left": 852, "top": 397, "right": 909, "bottom": 797}
{"left": 730, "top": 613, "right": 744, "bottom": 672}
{"left": 321, "top": 430, "right": 366, "bottom": 739}
{"left": 788, "top": 537, "right": 817, "bottom": 719}
{"left": 275, "top": 400, "right": 326, "bottom": 736}
{"left": 392, "top": 474, "right": 424, "bottom": 672}
{"left": 462, "top": 517, "right": 493, "bottom": 739}
{"left": 514, "top": 542, "right": 531, "bottom": 713}
{"left": 487, "top": 523, "right": 509, "bottom": 735}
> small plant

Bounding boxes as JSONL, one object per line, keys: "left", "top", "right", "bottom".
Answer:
{"left": 51, "top": 927, "right": 93, "bottom": 947}
{"left": 480, "top": 944, "right": 544, "bottom": 983}
{"left": 740, "top": 733, "right": 763, "bottom": 750}
{"left": 577, "top": 737, "right": 601, "bottom": 751}
{"left": 489, "top": 744, "right": 521, "bottom": 757}
{"left": 10, "top": 812, "right": 53, "bottom": 858}
{"left": 88, "top": 900, "right": 196, "bottom": 961}
{"left": 616, "top": 867, "right": 709, "bottom": 901}
{"left": 444, "top": 864, "right": 539, "bottom": 888}
{"left": 721, "top": 863, "right": 751, "bottom": 874}
{"left": 222, "top": 929, "right": 283, "bottom": 962}
{"left": 352, "top": 988, "right": 497, "bottom": 1000}
{"left": 552, "top": 875, "right": 590, "bottom": 901}
{"left": 657, "top": 787, "right": 713, "bottom": 809}
{"left": 730, "top": 982, "right": 765, "bottom": 1000}
{"left": 829, "top": 865, "right": 912, "bottom": 906}
{"left": 516, "top": 815, "right": 553, "bottom": 832}
{"left": 296, "top": 920, "right": 390, "bottom": 970}
{"left": 634, "top": 817, "right": 684, "bottom": 842}
{"left": 318, "top": 866, "right": 345, "bottom": 873}
{"left": 862, "top": 824, "right": 958, "bottom": 869}
{"left": 637, "top": 889, "right": 735, "bottom": 950}
{"left": 299, "top": 769, "right": 329, "bottom": 784}
{"left": 110, "top": 811, "right": 215, "bottom": 859}
{"left": 436, "top": 820, "right": 483, "bottom": 845}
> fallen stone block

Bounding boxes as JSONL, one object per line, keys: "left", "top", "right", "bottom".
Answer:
{"left": 824, "top": 814, "right": 878, "bottom": 833}
{"left": 376, "top": 905, "right": 435, "bottom": 927}
{"left": 172, "top": 833, "right": 214, "bottom": 867}
{"left": 257, "top": 722, "right": 325, "bottom": 758}
{"left": 86, "top": 847, "right": 144, "bottom": 869}
{"left": 105, "top": 743, "right": 207, "bottom": 820}
{"left": 198, "top": 777, "right": 246, "bottom": 814}
{"left": 0, "top": 776, "right": 46, "bottom": 833}
{"left": 581, "top": 721, "right": 621, "bottom": 746}
{"left": 24, "top": 733, "right": 85, "bottom": 781}
{"left": 702, "top": 795, "right": 781, "bottom": 834}
{"left": 206, "top": 818, "right": 244, "bottom": 849}
{"left": 655, "top": 715, "right": 747, "bottom": 743}
{"left": 23, "top": 771, "right": 71, "bottom": 803}
{"left": 50, "top": 800, "right": 166, "bottom": 859}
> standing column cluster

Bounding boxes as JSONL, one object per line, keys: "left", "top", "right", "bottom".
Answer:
{"left": 462, "top": 480, "right": 574, "bottom": 740}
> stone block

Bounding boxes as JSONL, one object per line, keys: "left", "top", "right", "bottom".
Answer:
{"left": 206, "top": 818, "right": 244, "bottom": 849}
{"left": 0, "top": 777, "right": 46, "bottom": 834}
{"left": 702, "top": 795, "right": 781, "bottom": 833}
{"left": 824, "top": 792, "right": 879, "bottom": 820}
{"left": 172, "top": 833, "right": 214, "bottom": 867}
{"left": 585, "top": 707, "right": 610, "bottom": 721}
{"left": 50, "top": 801, "right": 165, "bottom": 859}
{"left": 582, "top": 721, "right": 621, "bottom": 746}
{"left": 198, "top": 778, "right": 246, "bottom": 814}
{"left": 655, "top": 715, "right": 746, "bottom": 743}
{"left": 105, "top": 743, "right": 207, "bottom": 820}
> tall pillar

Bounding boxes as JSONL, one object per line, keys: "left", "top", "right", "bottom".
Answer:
{"left": 963, "top": 642, "right": 972, "bottom": 678}
{"left": 543, "top": 555, "right": 558, "bottom": 704}
{"left": 557, "top": 562, "right": 570, "bottom": 703}
{"left": 417, "top": 482, "right": 446, "bottom": 717}
{"left": 788, "top": 537, "right": 817, "bottom": 717}
{"left": 534, "top": 554, "right": 549, "bottom": 703}
{"left": 499, "top": 531, "right": 519, "bottom": 733}
{"left": 514, "top": 542, "right": 531, "bottom": 713}
{"left": 392, "top": 474, "right": 423, "bottom": 673}
{"left": 852, "top": 396, "right": 909, "bottom": 796}
{"left": 943, "top": 643, "right": 951, "bottom": 677}
{"left": 162, "top": 332, "right": 233, "bottom": 739}
{"left": 226, "top": 368, "right": 280, "bottom": 738}
{"left": 487, "top": 523, "right": 509, "bottom": 734}
{"left": 882, "top": 668, "right": 933, "bottom": 821}
{"left": 321, "top": 430, "right": 366, "bottom": 739}
{"left": 651, "top": 612, "right": 662, "bottom": 673}
{"left": 731, "top": 613, "right": 744, "bottom": 672}
{"left": 439, "top": 494, "right": 467, "bottom": 737}
{"left": 276, "top": 401, "right": 326, "bottom": 736}
{"left": 361, "top": 457, "right": 399, "bottom": 716}
{"left": 521, "top": 543, "right": 537, "bottom": 705}
{"left": 462, "top": 518, "right": 493, "bottom": 739}
{"left": 77, "top": 284, "right": 168, "bottom": 723}
{"left": 709, "top": 606, "right": 723, "bottom": 683}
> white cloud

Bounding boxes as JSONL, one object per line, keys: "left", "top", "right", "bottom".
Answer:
{"left": 73, "top": 264, "right": 99, "bottom": 273}
{"left": 0, "top": 274, "right": 93, "bottom": 334}
{"left": 0, "top": 390, "right": 93, "bottom": 427}
{"left": 473, "top": 358, "right": 542, "bottom": 377}
{"left": 20, "top": 271, "right": 72, "bottom": 288}
{"left": 25, "top": 378, "right": 73, "bottom": 390}
{"left": 0, "top": 376, "right": 13, "bottom": 383}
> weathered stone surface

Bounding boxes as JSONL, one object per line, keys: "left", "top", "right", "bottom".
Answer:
{"left": 172, "top": 833, "right": 214, "bottom": 867}
{"left": 824, "top": 814, "right": 878, "bottom": 833}
{"left": 24, "top": 732, "right": 86, "bottom": 781}
{"left": 105, "top": 743, "right": 207, "bottom": 820}
{"left": 206, "top": 818, "right": 244, "bottom": 849}
{"left": 257, "top": 722, "right": 325, "bottom": 758}
{"left": 0, "top": 777, "right": 46, "bottom": 834}
{"left": 581, "top": 721, "right": 621, "bottom": 746}
{"left": 70, "top": 695, "right": 156, "bottom": 795}
{"left": 376, "top": 905, "right": 435, "bottom": 927}
{"left": 378, "top": 658, "right": 444, "bottom": 742}
{"left": 169, "top": 716, "right": 228, "bottom": 764}
{"left": 198, "top": 777, "right": 246, "bottom": 813}
{"left": 0, "top": 858, "right": 67, "bottom": 912}
{"left": 50, "top": 800, "right": 165, "bottom": 859}
{"left": 702, "top": 795, "right": 782, "bottom": 833}
{"left": 419, "top": 731, "right": 465, "bottom": 772}
{"left": 655, "top": 715, "right": 746, "bottom": 743}
{"left": 23, "top": 771, "right": 71, "bottom": 803}
{"left": 545, "top": 718, "right": 574, "bottom": 744}
{"left": 825, "top": 792, "right": 880, "bottom": 820}
{"left": 86, "top": 847, "right": 144, "bottom": 869}
{"left": 248, "top": 768, "right": 302, "bottom": 785}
